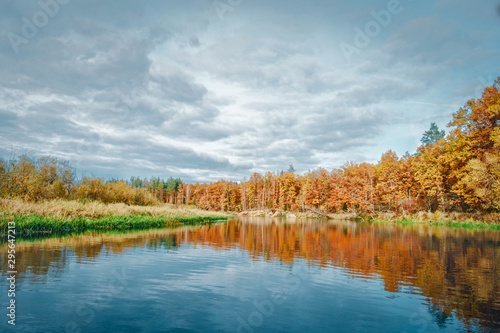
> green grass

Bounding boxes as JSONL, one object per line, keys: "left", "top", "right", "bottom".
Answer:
{"left": 0, "top": 214, "right": 230, "bottom": 239}
{"left": 375, "top": 218, "right": 500, "bottom": 231}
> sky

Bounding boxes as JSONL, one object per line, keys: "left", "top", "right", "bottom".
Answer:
{"left": 1, "top": 0, "right": 499, "bottom": 183}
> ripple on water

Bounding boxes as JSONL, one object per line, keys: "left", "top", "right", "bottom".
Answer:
{"left": 0, "top": 218, "right": 498, "bottom": 332}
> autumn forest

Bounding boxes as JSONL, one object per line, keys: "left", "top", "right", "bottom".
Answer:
{"left": 1, "top": 79, "right": 499, "bottom": 215}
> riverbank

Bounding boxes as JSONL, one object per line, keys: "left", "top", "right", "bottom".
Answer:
{"left": 375, "top": 217, "right": 500, "bottom": 231}
{"left": 236, "top": 208, "right": 359, "bottom": 220}
{"left": 374, "top": 211, "right": 500, "bottom": 230}
{"left": 236, "top": 208, "right": 500, "bottom": 230}
{"left": 3, "top": 198, "right": 500, "bottom": 236}
{"left": 0, "top": 214, "right": 229, "bottom": 238}
{"left": 0, "top": 198, "right": 231, "bottom": 239}
{"left": 0, "top": 198, "right": 231, "bottom": 219}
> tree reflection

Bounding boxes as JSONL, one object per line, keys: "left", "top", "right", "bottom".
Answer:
{"left": 1, "top": 218, "right": 499, "bottom": 329}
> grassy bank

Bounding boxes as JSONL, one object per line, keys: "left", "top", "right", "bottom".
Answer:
{"left": 0, "top": 198, "right": 231, "bottom": 239}
{"left": 0, "top": 214, "right": 228, "bottom": 239}
{"left": 0, "top": 198, "right": 231, "bottom": 219}
{"left": 375, "top": 218, "right": 500, "bottom": 231}
{"left": 373, "top": 211, "right": 500, "bottom": 231}
{"left": 238, "top": 208, "right": 500, "bottom": 231}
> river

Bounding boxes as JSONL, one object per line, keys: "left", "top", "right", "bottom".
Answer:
{"left": 1, "top": 217, "right": 499, "bottom": 332}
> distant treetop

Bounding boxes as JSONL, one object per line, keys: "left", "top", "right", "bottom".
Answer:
{"left": 421, "top": 122, "right": 445, "bottom": 146}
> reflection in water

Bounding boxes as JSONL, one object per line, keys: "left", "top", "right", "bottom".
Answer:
{"left": 1, "top": 217, "right": 499, "bottom": 330}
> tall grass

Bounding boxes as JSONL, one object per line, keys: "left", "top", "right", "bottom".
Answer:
{"left": 0, "top": 214, "right": 228, "bottom": 239}
{"left": 0, "top": 198, "right": 231, "bottom": 239}
{"left": 375, "top": 218, "right": 500, "bottom": 231}
{"left": 0, "top": 198, "right": 230, "bottom": 219}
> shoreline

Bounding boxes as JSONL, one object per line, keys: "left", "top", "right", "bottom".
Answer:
{"left": 374, "top": 218, "right": 500, "bottom": 231}
{"left": 0, "top": 198, "right": 232, "bottom": 240}
{"left": 2, "top": 198, "right": 500, "bottom": 239}
{"left": 236, "top": 208, "right": 500, "bottom": 230}
{"left": 0, "top": 214, "right": 230, "bottom": 239}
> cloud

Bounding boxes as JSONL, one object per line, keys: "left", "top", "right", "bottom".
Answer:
{"left": 0, "top": 0, "right": 498, "bottom": 182}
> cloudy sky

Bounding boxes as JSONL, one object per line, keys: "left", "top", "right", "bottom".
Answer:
{"left": 1, "top": 0, "right": 499, "bottom": 182}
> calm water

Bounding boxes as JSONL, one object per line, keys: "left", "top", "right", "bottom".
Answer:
{"left": 1, "top": 217, "right": 499, "bottom": 332}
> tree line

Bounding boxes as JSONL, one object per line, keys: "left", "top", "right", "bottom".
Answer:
{"left": 177, "top": 78, "right": 500, "bottom": 213}
{"left": 1, "top": 78, "right": 499, "bottom": 214}
{"left": 0, "top": 156, "right": 181, "bottom": 206}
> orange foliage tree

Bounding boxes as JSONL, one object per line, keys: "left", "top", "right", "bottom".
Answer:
{"left": 2, "top": 79, "right": 499, "bottom": 214}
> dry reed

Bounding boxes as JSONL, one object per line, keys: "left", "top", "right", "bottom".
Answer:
{"left": 0, "top": 198, "right": 230, "bottom": 220}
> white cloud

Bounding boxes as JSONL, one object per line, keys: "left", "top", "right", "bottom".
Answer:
{"left": 0, "top": 0, "right": 498, "bottom": 182}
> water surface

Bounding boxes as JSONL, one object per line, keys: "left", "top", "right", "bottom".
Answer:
{"left": 1, "top": 217, "right": 499, "bottom": 332}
